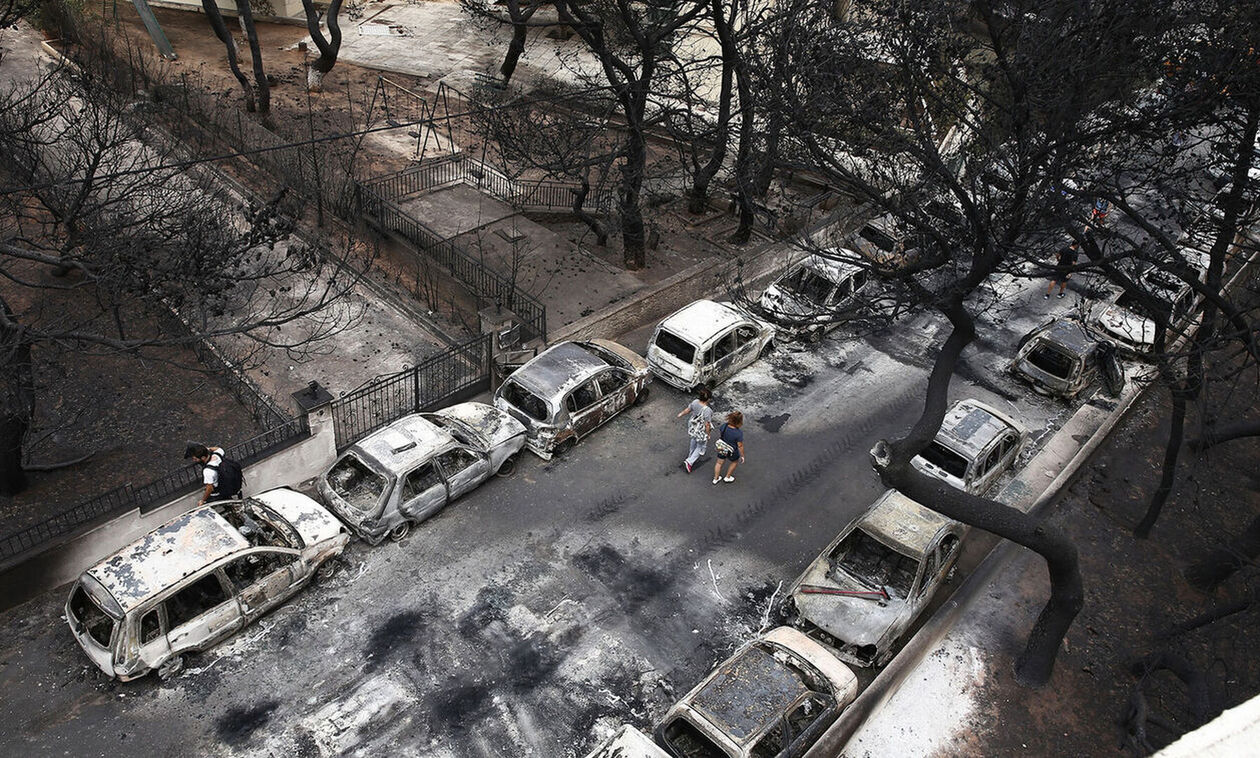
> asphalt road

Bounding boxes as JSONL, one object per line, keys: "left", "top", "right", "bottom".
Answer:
{"left": 0, "top": 267, "right": 1100, "bottom": 757}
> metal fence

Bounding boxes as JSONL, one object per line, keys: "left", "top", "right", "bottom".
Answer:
{"left": 0, "top": 416, "right": 311, "bottom": 562}
{"left": 354, "top": 181, "right": 548, "bottom": 340}
{"left": 366, "top": 155, "right": 615, "bottom": 213}
{"left": 331, "top": 333, "right": 494, "bottom": 450}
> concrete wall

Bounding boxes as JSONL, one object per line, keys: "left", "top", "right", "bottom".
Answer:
{"left": 0, "top": 404, "right": 339, "bottom": 613}
{"left": 147, "top": 0, "right": 307, "bottom": 22}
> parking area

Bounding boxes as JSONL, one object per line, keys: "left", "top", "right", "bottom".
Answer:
{"left": 0, "top": 264, "right": 1104, "bottom": 756}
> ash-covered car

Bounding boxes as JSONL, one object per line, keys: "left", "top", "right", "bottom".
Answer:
{"left": 782, "top": 489, "right": 964, "bottom": 668}
{"left": 911, "top": 399, "right": 1026, "bottom": 495}
{"left": 66, "top": 488, "right": 349, "bottom": 681}
{"left": 494, "top": 339, "right": 651, "bottom": 459}
{"left": 757, "top": 253, "right": 870, "bottom": 343}
{"left": 647, "top": 299, "right": 775, "bottom": 392}
{"left": 654, "top": 626, "right": 858, "bottom": 758}
{"left": 582, "top": 726, "right": 670, "bottom": 758}
{"left": 318, "top": 402, "right": 526, "bottom": 544}
{"left": 1010, "top": 318, "right": 1124, "bottom": 400}
{"left": 1091, "top": 267, "right": 1196, "bottom": 356}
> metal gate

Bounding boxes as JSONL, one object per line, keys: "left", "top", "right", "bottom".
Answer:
{"left": 330, "top": 334, "right": 494, "bottom": 451}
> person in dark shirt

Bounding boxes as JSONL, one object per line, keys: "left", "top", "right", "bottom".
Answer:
{"left": 712, "top": 411, "right": 746, "bottom": 484}
{"left": 1045, "top": 241, "right": 1080, "bottom": 299}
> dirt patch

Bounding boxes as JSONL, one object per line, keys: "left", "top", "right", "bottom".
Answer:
{"left": 968, "top": 389, "right": 1260, "bottom": 756}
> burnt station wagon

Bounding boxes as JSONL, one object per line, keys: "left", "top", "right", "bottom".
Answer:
{"left": 66, "top": 488, "right": 349, "bottom": 681}
{"left": 647, "top": 300, "right": 775, "bottom": 392}
{"left": 910, "top": 399, "right": 1026, "bottom": 496}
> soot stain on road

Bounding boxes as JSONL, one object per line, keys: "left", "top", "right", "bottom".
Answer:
{"left": 458, "top": 584, "right": 514, "bottom": 638}
{"left": 428, "top": 678, "right": 495, "bottom": 732}
{"left": 758, "top": 413, "right": 791, "bottom": 433}
{"left": 572, "top": 544, "right": 669, "bottom": 615}
{"left": 506, "top": 629, "right": 573, "bottom": 692}
{"left": 364, "top": 610, "right": 427, "bottom": 671}
{"left": 217, "top": 699, "right": 280, "bottom": 745}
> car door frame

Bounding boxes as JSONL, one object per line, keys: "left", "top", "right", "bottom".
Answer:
{"left": 396, "top": 459, "right": 449, "bottom": 523}
{"left": 226, "top": 548, "right": 305, "bottom": 622}
{"left": 434, "top": 445, "right": 491, "bottom": 501}
{"left": 565, "top": 375, "right": 608, "bottom": 440}
{"left": 132, "top": 602, "right": 172, "bottom": 674}
{"left": 700, "top": 327, "right": 741, "bottom": 385}
{"left": 163, "top": 568, "right": 242, "bottom": 657}
{"left": 782, "top": 691, "right": 840, "bottom": 757}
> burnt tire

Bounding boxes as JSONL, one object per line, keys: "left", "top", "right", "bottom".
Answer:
{"left": 157, "top": 655, "right": 184, "bottom": 681}
{"left": 555, "top": 437, "right": 577, "bottom": 457}
{"left": 496, "top": 454, "right": 518, "bottom": 478}
{"left": 387, "top": 520, "right": 411, "bottom": 542}
{"left": 634, "top": 387, "right": 650, "bottom": 406}
{"left": 315, "top": 557, "right": 343, "bottom": 584}
{"left": 760, "top": 341, "right": 776, "bottom": 359}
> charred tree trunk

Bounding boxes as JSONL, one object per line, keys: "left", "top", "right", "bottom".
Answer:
{"left": 201, "top": 0, "right": 255, "bottom": 111}
{"left": 729, "top": 49, "right": 756, "bottom": 244}
{"left": 0, "top": 298, "right": 33, "bottom": 495}
{"left": 619, "top": 89, "right": 649, "bottom": 270}
{"left": 1134, "top": 384, "right": 1185, "bottom": 538}
{"left": 1190, "top": 420, "right": 1260, "bottom": 451}
{"left": 237, "top": 0, "right": 270, "bottom": 119}
{"left": 572, "top": 173, "right": 608, "bottom": 246}
{"left": 499, "top": 0, "right": 536, "bottom": 85}
{"left": 300, "top": 0, "right": 344, "bottom": 92}
{"left": 686, "top": 0, "right": 737, "bottom": 214}
{"left": 1184, "top": 513, "right": 1260, "bottom": 592}
{"left": 871, "top": 297, "right": 1083, "bottom": 686}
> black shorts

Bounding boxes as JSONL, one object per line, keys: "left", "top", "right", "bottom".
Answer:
{"left": 717, "top": 447, "right": 740, "bottom": 461}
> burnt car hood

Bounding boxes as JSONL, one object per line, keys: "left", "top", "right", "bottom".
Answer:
{"left": 1097, "top": 304, "right": 1155, "bottom": 349}
{"left": 793, "top": 559, "right": 905, "bottom": 647}
{"left": 431, "top": 402, "right": 527, "bottom": 450}
{"left": 759, "top": 286, "right": 819, "bottom": 322}
{"left": 252, "top": 488, "right": 345, "bottom": 547}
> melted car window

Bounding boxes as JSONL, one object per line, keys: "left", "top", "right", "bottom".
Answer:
{"left": 1028, "top": 344, "right": 1076, "bottom": 379}
{"left": 501, "top": 381, "right": 550, "bottom": 422}
{"left": 832, "top": 529, "right": 918, "bottom": 599}
{"left": 402, "top": 463, "right": 443, "bottom": 500}
{"left": 166, "top": 574, "right": 230, "bottom": 629}
{"left": 328, "top": 454, "right": 388, "bottom": 513}
{"left": 70, "top": 586, "right": 115, "bottom": 648}
{"left": 654, "top": 328, "right": 697, "bottom": 364}
{"left": 782, "top": 267, "right": 837, "bottom": 305}
{"left": 919, "top": 441, "right": 969, "bottom": 479}
{"left": 660, "top": 718, "right": 725, "bottom": 758}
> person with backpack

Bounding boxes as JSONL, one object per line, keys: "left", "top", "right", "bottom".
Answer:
{"left": 184, "top": 442, "right": 244, "bottom": 505}
{"left": 712, "top": 411, "right": 746, "bottom": 485}
{"left": 676, "top": 386, "right": 713, "bottom": 474}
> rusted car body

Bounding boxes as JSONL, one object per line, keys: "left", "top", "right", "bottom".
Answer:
{"left": 910, "top": 399, "right": 1026, "bottom": 495}
{"left": 783, "top": 489, "right": 965, "bottom": 667}
{"left": 65, "top": 488, "right": 349, "bottom": 681}
{"left": 494, "top": 339, "right": 651, "bottom": 459}
{"left": 1010, "top": 318, "right": 1123, "bottom": 400}
{"left": 654, "top": 627, "right": 858, "bottom": 758}
{"left": 757, "top": 253, "right": 870, "bottom": 343}
{"left": 318, "top": 402, "right": 526, "bottom": 544}
{"left": 647, "top": 300, "right": 775, "bottom": 392}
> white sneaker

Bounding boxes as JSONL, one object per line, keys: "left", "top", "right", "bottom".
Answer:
{"left": 712, "top": 477, "right": 720, "bottom": 485}
{"left": 723, "top": 476, "right": 735, "bottom": 482}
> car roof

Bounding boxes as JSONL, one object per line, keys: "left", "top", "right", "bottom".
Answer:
{"left": 691, "top": 643, "right": 810, "bottom": 744}
{"left": 350, "top": 413, "right": 455, "bottom": 473}
{"left": 509, "top": 341, "right": 613, "bottom": 399}
{"left": 659, "top": 300, "right": 751, "bottom": 346}
{"left": 86, "top": 507, "right": 248, "bottom": 612}
{"left": 1036, "top": 319, "right": 1094, "bottom": 355}
{"left": 794, "top": 252, "right": 863, "bottom": 284}
{"left": 937, "top": 399, "right": 1021, "bottom": 460}
{"left": 859, "top": 490, "right": 954, "bottom": 559}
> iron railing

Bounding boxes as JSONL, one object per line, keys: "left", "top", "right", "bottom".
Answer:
{"left": 331, "top": 333, "right": 494, "bottom": 450}
{"left": 0, "top": 416, "right": 311, "bottom": 562}
{"left": 366, "top": 155, "right": 615, "bottom": 213}
{"left": 355, "top": 182, "right": 548, "bottom": 341}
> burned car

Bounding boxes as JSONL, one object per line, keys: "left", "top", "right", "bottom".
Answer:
{"left": 583, "top": 726, "right": 670, "bottom": 758}
{"left": 1010, "top": 318, "right": 1124, "bottom": 400}
{"left": 757, "top": 253, "right": 870, "bottom": 343}
{"left": 1091, "top": 267, "right": 1195, "bottom": 356}
{"left": 655, "top": 626, "right": 858, "bottom": 758}
{"left": 782, "top": 489, "right": 964, "bottom": 667}
{"left": 66, "top": 488, "right": 349, "bottom": 681}
{"left": 911, "top": 399, "right": 1026, "bottom": 495}
{"left": 318, "top": 402, "right": 526, "bottom": 544}
{"left": 647, "top": 299, "right": 775, "bottom": 392}
{"left": 494, "top": 339, "right": 651, "bottom": 459}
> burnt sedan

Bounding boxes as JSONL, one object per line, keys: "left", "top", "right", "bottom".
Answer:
{"left": 494, "top": 339, "right": 651, "bottom": 459}
{"left": 317, "top": 402, "right": 526, "bottom": 544}
{"left": 782, "top": 489, "right": 964, "bottom": 667}
{"left": 1010, "top": 318, "right": 1124, "bottom": 400}
{"left": 654, "top": 627, "right": 858, "bottom": 758}
{"left": 757, "top": 253, "right": 870, "bottom": 343}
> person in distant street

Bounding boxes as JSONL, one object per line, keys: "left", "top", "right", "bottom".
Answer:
{"left": 677, "top": 386, "right": 713, "bottom": 474}
{"left": 185, "top": 442, "right": 243, "bottom": 505}
{"left": 713, "top": 411, "right": 746, "bottom": 485}
{"left": 1045, "top": 241, "right": 1080, "bottom": 299}
{"left": 1090, "top": 198, "right": 1110, "bottom": 227}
